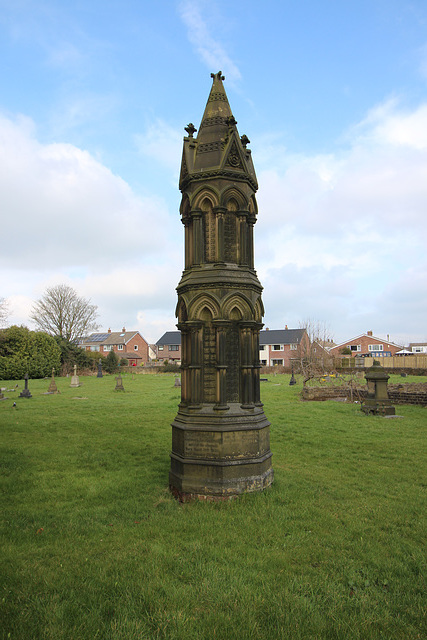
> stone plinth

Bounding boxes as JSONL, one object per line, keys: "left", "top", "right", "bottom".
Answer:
{"left": 361, "top": 360, "right": 395, "bottom": 416}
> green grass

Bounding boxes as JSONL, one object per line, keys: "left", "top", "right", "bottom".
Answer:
{"left": 1, "top": 373, "right": 426, "bottom": 639}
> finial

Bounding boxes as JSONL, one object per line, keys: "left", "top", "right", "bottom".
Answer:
{"left": 185, "top": 123, "right": 197, "bottom": 137}
{"left": 211, "top": 71, "right": 225, "bottom": 81}
{"left": 240, "top": 134, "right": 250, "bottom": 148}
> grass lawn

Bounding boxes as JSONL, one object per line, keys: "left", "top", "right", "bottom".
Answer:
{"left": 1, "top": 372, "right": 426, "bottom": 639}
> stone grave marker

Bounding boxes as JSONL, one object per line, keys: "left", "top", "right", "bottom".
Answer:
{"left": 114, "top": 374, "right": 125, "bottom": 391}
{"left": 19, "top": 373, "right": 32, "bottom": 398}
{"left": 47, "top": 368, "right": 60, "bottom": 394}
{"left": 70, "top": 364, "right": 80, "bottom": 388}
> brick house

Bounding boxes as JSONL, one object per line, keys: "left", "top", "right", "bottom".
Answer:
{"left": 259, "top": 328, "right": 309, "bottom": 367}
{"left": 328, "top": 331, "right": 403, "bottom": 358}
{"left": 409, "top": 343, "right": 427, "bottom": 354}
{"left": 155, "top": 331, "right": 181, "bottom": 364}
{"left": 78, "top": 328, "right": 150, "bottom": 365}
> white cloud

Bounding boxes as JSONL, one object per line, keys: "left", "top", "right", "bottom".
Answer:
{"left": 178, "top": 0, "right": 241, "bottom": 84}
{"left": 135, "top": 118, "right": 183, "bottom": 174}
{"left": 254, "top": 99, "right": 427, "bottom": 343}
{"left": 0, "top": 113, "right": 173, "bottom": 270}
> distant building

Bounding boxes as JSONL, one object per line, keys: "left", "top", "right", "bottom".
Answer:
{"left": 78, "top": 328, "right": 150, "bottom": 365}
{"left": 328, "top": 331, "right": 403, "bottom": 358}
{"left": 259, "top": 328, "right": 309, "bottom": 367}
{"left": 409, "top": 342, "right": 427, "bottom": 354}
{"left": 155, "top": 331, "right": 182, "bottom": 364}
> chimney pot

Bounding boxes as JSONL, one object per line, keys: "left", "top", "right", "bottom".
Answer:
{"left": 367, "top": 331, "right": 373, "bottom": 337}
{"left": 122, "top": 327, "right": 126, "bottom": 333}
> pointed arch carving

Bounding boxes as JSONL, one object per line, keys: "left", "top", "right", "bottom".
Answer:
{"left": 221, "top": 293, "right": 253, "bottom": 321}
{"left": 254, "top": 297, "right": 264, "bottom": 323}
{"left": 189, "top": 293, "right": 220, "bottom": 321}
{"left": 220, "top": 186, "right": 248, "bottom": 210}
{"left": 192, "top": 186, "right": 219, "bottom": 210}
{"left": 176, "top": 297, "right": 189, "bottom": 322}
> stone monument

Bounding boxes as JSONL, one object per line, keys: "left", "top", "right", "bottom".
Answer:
{"left": 47, "top": 368, "right": 59, "bottom": 394}
{"left": 361, "top": 360, "right": 395, "bottom": 415}
{"left": 169, "top": 71, "right": 273, "bottom": 500}
{"left": 97, "top": 359, "right": 103, "bottom": 378}
{"left": 19, "top": 373, "right": 32, "bottom": 398}
{"left": 114, "top": 374, "right": 125, "bottom": 391}
{"left": 70, "top": 364, "right": 80, "bottom": 388}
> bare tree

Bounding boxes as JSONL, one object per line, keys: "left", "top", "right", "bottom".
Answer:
{"left": 30, "top": 284, "right": 99, "bottom": 342}
{"left": 0, "top": 297, "right": 9, "bottom": 328}
{"left": 296, "top": 318, "right": 335, "bottom": 382}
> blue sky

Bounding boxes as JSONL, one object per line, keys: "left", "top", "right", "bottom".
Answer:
{"left": 1, "top": 0, "right": 426, "bottom": 345}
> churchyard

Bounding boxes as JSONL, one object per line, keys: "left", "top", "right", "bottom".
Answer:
{"left": 1, "top": 373, "right": 425, "bottom": 639}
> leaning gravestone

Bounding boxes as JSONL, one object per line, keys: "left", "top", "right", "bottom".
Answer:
{"left": 114, "top": 374, "right": 125, "bottom": 391}
{"left": 70, "top": 364, "right": 80, "bottom": 388}
{"left": 19, "top": 373, "right": 32, "bottom": 398}
{"left": 47, "top": 368, "right": 60, "bottom": 394}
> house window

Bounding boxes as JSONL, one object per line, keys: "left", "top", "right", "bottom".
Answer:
{"left": 103, "top": 345, "right": 112, "bottom": 351}
{"left": 290, "top": 344, "right": 297, "bottom": 350}
{"left": 134, "top": 345, "right": 138, "bottom": 351}
{"left": 413, "top": 347, "right": 422, "bottom": 353}
{"left": 259, "top": 345, "right": 266, "bottom": 351}
{"left": 349, "top": 345, "right": 361, "bottom": 352}
{"left": 272, "top": 345, "right": 283, "bottom": 351}
{"left": 271, "top": 359, "right": 283, "bottom": 366}
{"left": 158, "top": 346, "right": 164, "bottom": 351}
{"left": 90, "top": 346, "right": 100, "bottom": 352}
{"left": 118, "top": 345, "right": 124, "bottom": 351}
{"left": 260, "top": 359, "right": 267, "bottom": 365}
{"left": 169, "top": 345, "right": 179, "bottom": 351}
{"left": 368, "top": 344, "right": 383, "bottom": 352}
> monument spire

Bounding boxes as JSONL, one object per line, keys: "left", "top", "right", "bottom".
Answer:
{"left": 170, "top": 72, "right": 273, "bottom": 501}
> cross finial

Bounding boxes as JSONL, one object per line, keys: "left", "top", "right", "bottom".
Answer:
{"left": 211, "top": 71, "right": 225, "bottom": 81}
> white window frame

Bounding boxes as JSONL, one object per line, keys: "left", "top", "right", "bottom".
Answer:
{"left": 368, "top": 344, "right": 383, "bottom": 352}
{"left": 349, "top": 344, "right": 361, "bottom": 352}
{"left": 134, "top": 345, "right": 138, "bottom": 351}
{"left": 118, "top": 345, "right": 124, "bottom": 351}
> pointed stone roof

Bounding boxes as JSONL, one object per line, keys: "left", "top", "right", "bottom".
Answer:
{"left": 179, "top": 71, "right": 258, "bottom": 192}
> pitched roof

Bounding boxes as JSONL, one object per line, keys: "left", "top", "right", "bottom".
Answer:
{"left": 329, "top": 333, "right": 403, "bottom": 350}
{"left": 259, "top": 329, "right": 306, "bottom": 346}
{"left": 156, "top": 331, "right": 181, "bottom": 346}
{"left": 81, "top": 331, "right": 146, "bottom": 346}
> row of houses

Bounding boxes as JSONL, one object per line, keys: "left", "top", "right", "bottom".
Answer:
{"left": 78, "top": 327, "right": 427, "bottom": 368}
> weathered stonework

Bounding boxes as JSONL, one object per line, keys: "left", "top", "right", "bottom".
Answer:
{"left": 170, "top": 72, "right": 273, "bottom": 499}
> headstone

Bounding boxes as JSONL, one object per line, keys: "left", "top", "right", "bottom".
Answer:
{"left": 47, "top": 368, "right": 59, "bottom": 394}
{"left": 0, "top": 388, "right": 7, "bottom": 401}
{"left": 114, "top": 374, "right": 125, "bottom": 391}
{"left": 170, "top": 72, "right": 273, "bottom": 500}
{"left": 19, "top": 373, "right": 32, "bottom": 398}
{"left": 174, "top": 375, "right": 181, "bottom": 387}
{"left": 70, "top": 364, "right": 80, "bottom": 388}
{"left": 289, "top": 363, "right": 296, "bottom": 386}
{"left": 361, "top": 360, "right": 395, "bottom": 416}
{"left": 97, "top": 358, "right": 103, "bottom": 378}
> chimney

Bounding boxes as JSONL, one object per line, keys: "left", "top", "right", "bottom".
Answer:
{"left": 108, "top": 328, "right": 111, "bottom": 333}
{"left": 122, "top": 327, "right": 126, "bottom": 333}
{"left": 285, "top": 325, "right": 288, "bottom": 330}
{"left": 266, "top": 327, "right": 269, "bottom": 331}
{"left": 367, "top": 331, "right": 373, "bottom": 336}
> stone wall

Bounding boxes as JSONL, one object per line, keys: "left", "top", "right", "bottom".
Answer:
{"left": 301, "top": 383, "right": 427, "bottom": 406}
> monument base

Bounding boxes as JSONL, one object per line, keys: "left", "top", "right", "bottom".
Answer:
{"left": 361, "top": 400, "right": 395, "bottom": 416}
{"left": 169, "top": 403, "right": 274, "bottom": 499}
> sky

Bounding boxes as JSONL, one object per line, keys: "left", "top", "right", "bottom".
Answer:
{"left": 1, "top": 0, "right": 426, "bottom": 346}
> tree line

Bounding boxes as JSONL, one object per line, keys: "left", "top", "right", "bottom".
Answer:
{"left": 0, "top": 284, "right": 124, "bottom": 380}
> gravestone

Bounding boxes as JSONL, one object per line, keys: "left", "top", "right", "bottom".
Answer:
{"left": 174, "top": 375, "right": 181, "bottom": 387}
{"left": 289, "top": 363, "right": 296, "bottom": 386}
{"left": 19, "top": 373, "right": 32, "bottom": 398}
{"left": 114, "top": 374, "right": 125, "bottom": 391}
{"left": 97, "top": 359, "right": 103, "bottom": 378}
{"left": 70, "top": 364, "right": 80, "bottom": 388}
{"left": 169, "top": 72, "right": 273, "bottom": 500}
{"left": 361, "top": 360, "right": 395, "bottom": 415}
{"left": 47, "top": 368, "right": 59, "bottom": 394}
